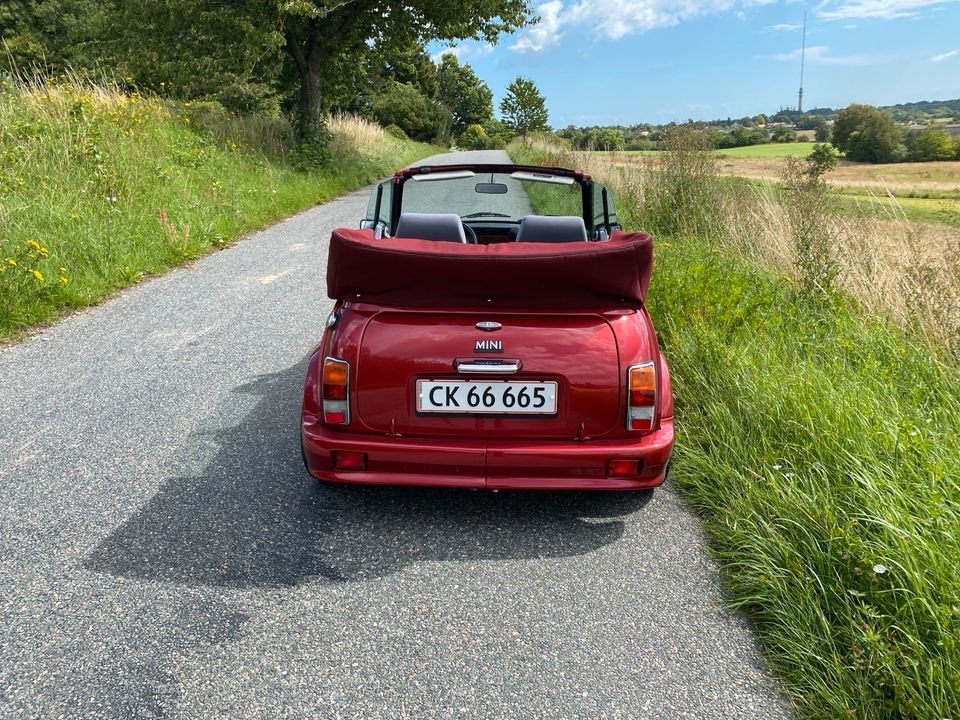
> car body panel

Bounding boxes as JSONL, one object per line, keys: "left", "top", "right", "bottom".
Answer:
{"left": 302, "top": 163, "right": 673, "bottom": 490}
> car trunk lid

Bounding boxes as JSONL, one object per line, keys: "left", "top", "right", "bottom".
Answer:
{"left": 355, "top": 310, "right": 621, "bottom": 438}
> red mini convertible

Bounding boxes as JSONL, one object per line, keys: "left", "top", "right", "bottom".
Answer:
{"left": 301, "top": 163, "right": 674, "bottom": 490}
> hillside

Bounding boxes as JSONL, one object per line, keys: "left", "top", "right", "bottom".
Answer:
{"left": 0, "top": 79, "right": 440, "bottom": 339}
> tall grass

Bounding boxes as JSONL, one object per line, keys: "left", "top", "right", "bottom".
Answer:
{"left": 526, "top": 136, "right": 960, "bottom": 357}
{"left": 0, "top": 77, "right": 439, "bottom": 339}
{"left": 512, "top": 137, "right": 960, "bottom": 719}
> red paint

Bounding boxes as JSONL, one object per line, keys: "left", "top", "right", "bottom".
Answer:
{"left": 300, "top": 164, "right": 675, "bottom": 491}
{"left": 326, "top": 227, "right": 653, "bottom": 308}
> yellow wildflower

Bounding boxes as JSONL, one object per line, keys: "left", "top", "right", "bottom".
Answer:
{"left": 39, "top": 247, "right": 49, "bottom": 257}
{"left": 59, "top": 276, "right": 69, "bottom": 284}
{"left": 6, "top": 258, "right": 16, "bottom": 266}
{"left": 26, "top": 239, "right": 41, "bottom": 251}
{"left": 29, "top": 269, "right": 43, "bottom": 281}
{"left": 59, "top": 267, "right": 67, "bottom": 272}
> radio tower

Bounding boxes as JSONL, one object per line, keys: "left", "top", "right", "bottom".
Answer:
{"left": 798, "top": 11, "right": 807, "bottom": 113}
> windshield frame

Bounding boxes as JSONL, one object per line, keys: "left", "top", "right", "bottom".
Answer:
{"left": 387, "top": 164, "right": 598, "bottom": 237}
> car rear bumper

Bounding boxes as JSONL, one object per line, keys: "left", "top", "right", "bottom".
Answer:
{"left": 301, "top": 418, "right": 674, "bottom": 490}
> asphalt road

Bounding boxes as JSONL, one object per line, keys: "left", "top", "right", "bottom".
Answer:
{"left": 0, "top": 150, "right": 793, "bottom": 719}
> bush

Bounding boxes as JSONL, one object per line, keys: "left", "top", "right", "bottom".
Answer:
{"left": 643, "top": 125, "right": 722, "bottom": 238}
{"left": 384, "top": 123, "right": 408, "bottom": 140}
{"left": 771, "top": 125, "right": 797, "bottom": 143}
{"left": 372, "top": 81, "right": 452, "bottom": 145}
{"left": 482, "top": 117, "right": 514, "bottom": 147}
{"left": 457, "top": 123, "right": 491, "bottom": 150}
{"left": 906, "top": 129, "right": 956, "bottom": 162}
{"left": 292, "top": 118, "right": 332, "bottom": 169}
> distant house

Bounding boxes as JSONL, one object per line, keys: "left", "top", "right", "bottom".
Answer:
{"left": 943, "top": 124, "right": 960, "bottom": 138}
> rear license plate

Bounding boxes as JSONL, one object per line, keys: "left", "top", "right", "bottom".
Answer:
{"left": 417, "top": 380, "right": 558, "bottom": 415}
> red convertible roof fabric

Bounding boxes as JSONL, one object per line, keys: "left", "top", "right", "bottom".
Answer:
{"left": 326, "top": 228, "right": 654, "bottom": 308}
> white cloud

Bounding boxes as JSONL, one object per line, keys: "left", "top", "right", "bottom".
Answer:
{"left": 769, "top": 45, "right": 879, "bottom": 64}
{"left": 767, "top": 22, "right": 804, "bottom": 29}
{"left": 929, "top": 48, "right": 959, "bottom": 61}
{"left": 511, "top": 0, "right": 777, "bottom": 52}
{"left": 511, "top": 0, "right": 566, "bottom": 52}
{"left": 817, "top": 0, "right": 955, "bottom": 20}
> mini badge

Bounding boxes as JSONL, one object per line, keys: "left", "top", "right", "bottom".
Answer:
{"left": 476, "top": 321, "right": 502, "bottom": 331}
{"left": 475, "top": 339, "right": 503, "bottom": 353}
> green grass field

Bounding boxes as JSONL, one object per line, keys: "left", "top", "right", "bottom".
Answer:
{"left": 602, "top": 143, "right": 819, "bottom": 159}
{"left": 715, "top": 142, "right": 819, "bottom": 158}
{"left": 837, "top": 192, "right": 960, "bottom": 227}
{"left": 0, "top": 81, "right": 439, "bottom": 340}
{"left": 514, "top": 140, "right": 960, "bottom": 720}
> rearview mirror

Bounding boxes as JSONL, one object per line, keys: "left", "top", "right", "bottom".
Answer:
{"left": 475, "top": 182, "right": 508, "bottom": 194}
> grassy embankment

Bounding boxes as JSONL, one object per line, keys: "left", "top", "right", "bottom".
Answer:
{"left": 605, "top": 145, "right": 960, "bottom": 228}
{"left": 512, "top": 138, "right": 959, "bottom": 720}
{"left": 0, "top": 78, "right": 440, "bottom": 339}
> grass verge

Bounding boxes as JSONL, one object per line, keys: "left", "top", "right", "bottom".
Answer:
{"left": 512, "top": 140, "right": 960, "bottom": 719}
{"left": 0, "top": 78, "right": 440, "bottom": 340}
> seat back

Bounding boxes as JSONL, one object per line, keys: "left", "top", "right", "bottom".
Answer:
{"left": 515, "top": 215, "right": 588, "bottom": 243}
{"left": 395, "top": 212, "right": 467, "bottom": 243}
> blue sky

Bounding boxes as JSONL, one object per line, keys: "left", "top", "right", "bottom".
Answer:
{"left": 430, "top": 0, "right": 960, "bottom": 126}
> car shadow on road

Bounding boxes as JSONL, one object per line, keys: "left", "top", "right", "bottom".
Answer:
{"left": 84, "top": 360, "right": 652, "bottom": 589}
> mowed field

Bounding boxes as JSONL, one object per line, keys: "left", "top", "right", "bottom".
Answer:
{"left": 605, "top": 145, "right": 960, "bottom": 228}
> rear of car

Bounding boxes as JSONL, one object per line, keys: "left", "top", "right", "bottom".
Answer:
{"left": 301, "top": 226, "right": 674, "bottom": 491}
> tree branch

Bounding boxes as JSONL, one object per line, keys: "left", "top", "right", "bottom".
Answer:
{"left": 284, "top": 30, "right": 307, "bottom": 74}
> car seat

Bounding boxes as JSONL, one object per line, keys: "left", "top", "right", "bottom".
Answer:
{"left": 395, "top": 213, "right": 468, "bottom": 243}
{"left": 514, "top": 215, "right": 588, "bottom": 243}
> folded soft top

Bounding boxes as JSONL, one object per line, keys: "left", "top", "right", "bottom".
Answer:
{"left": 326, "top": 227, "right": 654, "bottom": 308}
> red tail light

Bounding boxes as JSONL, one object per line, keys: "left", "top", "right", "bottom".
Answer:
{"left": 627, "top": 361, "right": 656, "bottom": 432}
{"left": 322, "top": 357, "right": 350, "bottom": 425}
{"left": 333, "top": 451, "right": 366, "bottom": 470}
{"left": 607, "top": 459, "right": 640, "bottom": 477}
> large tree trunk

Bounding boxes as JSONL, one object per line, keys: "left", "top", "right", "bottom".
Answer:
{"left": 285, "top": 29, "right": 326, "bottom": 135}
{"left": 297, "top": 62, "right": 325, "bottom": 130}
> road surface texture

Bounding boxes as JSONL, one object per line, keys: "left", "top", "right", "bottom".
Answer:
{"left": 0, "top": 150, "right": 793, "bottom": 719}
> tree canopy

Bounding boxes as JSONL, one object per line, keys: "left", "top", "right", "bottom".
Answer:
{"left": 832, "top": 104, "right": 901, "bottom": 163}
{"left": 436, "top": 54, "right": 493, "bottom": 133}
{"left": 500, "top": 76, "right": 549, "bottom": 137}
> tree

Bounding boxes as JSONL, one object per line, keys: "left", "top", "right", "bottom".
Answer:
{"left": 807, "top": 143, "right": 839, "bottom": 177}
{"left": 832, "top": 104, "right": 901, "bottom": 162}
{"left": 0, "top": 0, "right": 107, "bottom": 72}
{"left": 499, "top": 76, "right": 549, "bottom": 137}
{"left": 771, "top": 125, "right": 797, "bottom": 143}
{"left": 277, "top": 0, "right": 531, "bottom": 134}
{"left": 814, "top": 120, "right": 831, "bottom": 143}
{"left": 383, "top": 46, "right": 439, "bottom": 99}
{"left": 371, "top": 80, "right": 452, "bottom": 143}
{"left": 458, "top": 123, "right": 491, "bottom": 150}
{"left": 436, "top": 55, "right": 493, "bottom": 133}
{"left": 906, "top": 129, "right": 956, "bottom": 162}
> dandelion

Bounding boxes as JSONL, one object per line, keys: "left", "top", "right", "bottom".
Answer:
{"left": 29, "top": 269, "right": 43, "bottom": 282}
{"left": 6, "top": 258, "right": 16, "bottom": 266}
{"left": 59, "top": 267, "right": 67, "bottom": 273}
{"left": 26, "top": 239, "right": 41, "bottom": 251}
{"left": 59, "top": 276, "right": 69, "bottom": 284}
{"left": 39, "top": 247, "right": 49, "bottom": 257}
